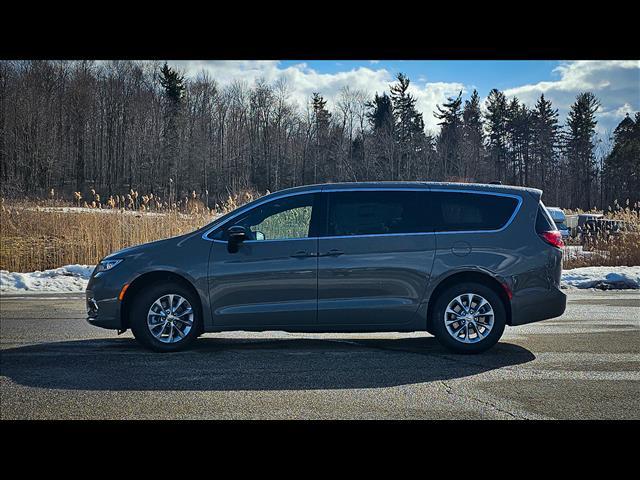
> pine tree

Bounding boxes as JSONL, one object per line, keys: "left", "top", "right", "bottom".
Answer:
{"left": 366, "top": 92, "right": 395, "bottom": 179}
{"left": 566, "top": 92, "right": 600, "bottom": 209}
{"left": 159, "top": 62, "right": 185, "bottom": 201}
{"left": 461, "top": 90, "right": 485, "bottom": 180}
{"left": 603, "top": 113, "right": 640, "bottom": 207}
{"left": 505, "top": 97, "right": 519, "bottom": 184}
{"left": 434, "top": 91, "right": 463, "bottom": 180}
{"left": 367, "top": 92, "right": 394, "bottom": 134}
{"left": 506, "top": 98, "right": 533, "bottom": 186}
{"left": 531, "top": 94, "right": 560, "bottom": 191}
{"left": 484, "top": 89, "right": 509, "bottom": 182}
{"left": 159, "top": 62, "right": 186, "bottom": 104}
{"left": 390, "top": 73, "right": 427, "bottom": 179}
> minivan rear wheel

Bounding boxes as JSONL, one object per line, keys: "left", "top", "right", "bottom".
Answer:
{"left": 129, "top": 282, "right": 201, "bottom": 352}
{"left": 432, "top": 282, "right": 506, "bottom": 354}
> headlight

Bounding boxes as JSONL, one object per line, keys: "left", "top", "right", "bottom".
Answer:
{"left": 96, "top": 259, "right": 123, "bottom": 273}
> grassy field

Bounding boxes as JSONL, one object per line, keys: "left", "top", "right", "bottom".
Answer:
{"left": 0, "top": 207, "right": 213, "bottom": 272}
{"left": 1, "top": 193, "right": 638, "bottom": 272}
{"left": 0, "top": 191, "right": 259, "bottom": 272}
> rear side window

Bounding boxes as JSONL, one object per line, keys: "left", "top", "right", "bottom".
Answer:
{"left": 536, "top": 203, "right": 557, "bottom": 233}
{"left": 327, "top": 191, "right": 429, "bottom": 236}
{"left": 431, "top": 192, "right": 519, "bottom": 232}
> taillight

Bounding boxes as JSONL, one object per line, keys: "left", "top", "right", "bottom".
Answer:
{"left": 540, "top": 230, "right": 564, "bottom": 248}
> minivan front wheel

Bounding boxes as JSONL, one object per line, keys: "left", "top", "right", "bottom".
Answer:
{"left": 432, "top": 282, "right": 506, "bottom": 354}
{"left": 129, "top": 282, "right": 201, "bottom": 352}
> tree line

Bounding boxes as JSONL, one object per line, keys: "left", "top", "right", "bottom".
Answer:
{"left": 0, "top": 60, "right": 638, "bottom": 210}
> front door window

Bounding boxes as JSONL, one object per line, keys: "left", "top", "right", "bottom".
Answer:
{"left": 214, "top": 193, "right": 316, "bottom": 241}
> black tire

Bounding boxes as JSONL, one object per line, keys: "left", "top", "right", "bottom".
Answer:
{"left": 129, "top": 281, "right": 202, "bottom": 352}
{"left": 431, "top": 282, "right": 506, "bottom": 354}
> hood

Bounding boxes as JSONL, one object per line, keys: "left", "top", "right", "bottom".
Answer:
{"left": 103, "top": 233, "right": 189, "bottom": 260}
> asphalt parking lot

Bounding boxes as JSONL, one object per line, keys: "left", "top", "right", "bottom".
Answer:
{"left": 1, "top": 290, "right": 638, "bottom": 420}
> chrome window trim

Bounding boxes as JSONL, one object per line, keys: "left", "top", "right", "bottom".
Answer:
{"left": 201, "top": 186, "right": 523, "bottom": 242}
{"left": 322, "top": 187, "right": 430, "bottom": 192}
{"left": 212, "top": 236, "right": 319, "bottom": 245}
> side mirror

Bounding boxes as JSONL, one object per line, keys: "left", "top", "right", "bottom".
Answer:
{"left": 227, "top": 225, "right": 248, "bottom": 253}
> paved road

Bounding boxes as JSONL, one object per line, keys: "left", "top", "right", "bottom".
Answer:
{"left": 1, "top": 290, "right": 639, "bottom": 419}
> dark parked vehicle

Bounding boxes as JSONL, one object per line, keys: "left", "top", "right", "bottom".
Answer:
{"left": 86, "top": 182, "right": 567, "bottom": 353}
{"left": 576, "top": 215, "right": 629, "bottom": 247}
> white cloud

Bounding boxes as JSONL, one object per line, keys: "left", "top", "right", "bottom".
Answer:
{"left": 503, "top": 60, "right": 640, "bottom": 133}
{"left": 411, "top": 82, "right": 466, "bottom": 132}
{"left": 598, "top": 102, "right": 635, "bottom": 120}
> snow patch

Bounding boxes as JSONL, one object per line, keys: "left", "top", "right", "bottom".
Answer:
{"left": 0, "top": 265, "right": 94, "bottom": 294}
{"left": 23, "top": 206, "right": 173, "bottom": 217}
{"left": 563, "top": 245, "right": 606, "bottom": 260}
{"left": 561, "top": 266, "right": 640, "bottom": 290}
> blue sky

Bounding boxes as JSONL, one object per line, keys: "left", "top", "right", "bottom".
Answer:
{"left": 175, "top": 60, "right": 640, "bottom": 135}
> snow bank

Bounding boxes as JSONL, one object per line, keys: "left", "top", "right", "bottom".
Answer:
{"left": 1, "top": 264, "right": 639, "bottom": 294}
{"left": 0, "top": 265, "right": 94, "bottom": 293}
{"left": 561, "top": 266, "right": 640, "bottom": 290}
{"left": 563, "top": 245, "right": 606, "bottom": 260}
{"left": 18, "top": 206, "right": 221, "bottom": 220}
{"left": 24, "top": 206, "right": 167, "bottom": 217}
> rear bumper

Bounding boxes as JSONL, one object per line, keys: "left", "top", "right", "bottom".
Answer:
{"left": 510, "top": 286, "right": 566, "bottom": 326}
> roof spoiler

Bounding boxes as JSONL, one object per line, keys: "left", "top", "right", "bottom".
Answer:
{"left": 527, "top": 188, "right": 543, "bottom": 202}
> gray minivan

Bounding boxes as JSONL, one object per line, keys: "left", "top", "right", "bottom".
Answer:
{"left": 86, "top": 182, "right": 566, "bottom": 353}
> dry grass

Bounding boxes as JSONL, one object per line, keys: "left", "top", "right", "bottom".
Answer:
{"left": 563, "top": 201, "right": 640, "bottom": 269}
{"left": 2, "top": 191, "right": 639, "bottom": 272}
{"left": 0, "top": 190, "right": 261, "bottom": 272}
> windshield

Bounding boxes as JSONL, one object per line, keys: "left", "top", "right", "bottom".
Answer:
{"left": 547, "top": 209, "right": 565, "bottom": 222}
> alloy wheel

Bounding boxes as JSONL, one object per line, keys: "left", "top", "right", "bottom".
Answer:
{"left": 443, "top": 293, "right": 494, "bottom": 344}
{"left": 146, "top": 294, "right": 194, "bottom": 343}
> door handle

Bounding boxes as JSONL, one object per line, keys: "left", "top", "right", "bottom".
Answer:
{"left": 320, "top": 249, "right": 344, "bottom": 257}
{"left": 291, "top": 250, "right": 315, "bottom": 258}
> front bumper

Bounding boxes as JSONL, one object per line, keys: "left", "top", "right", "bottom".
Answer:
{"left": 510, "top": 286, "right": 567, "bottom": 326}
{"left": 85, "top": 271, "right": 127, "bottom": 330}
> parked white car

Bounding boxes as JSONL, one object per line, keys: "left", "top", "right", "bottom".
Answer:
{"left": 546, "top": 207, "right": 570, "bottom": 238}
